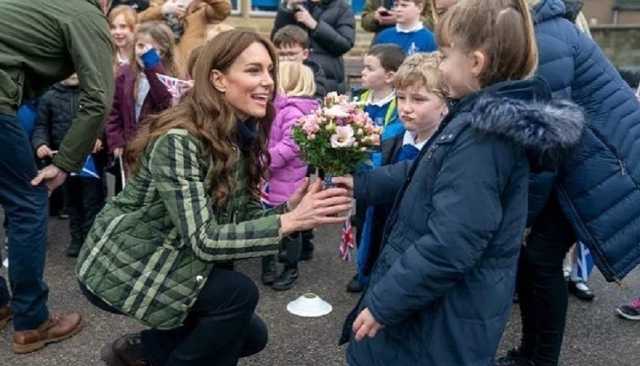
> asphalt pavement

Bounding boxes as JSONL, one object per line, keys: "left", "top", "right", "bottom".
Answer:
{"left": 0, "top": 212, "right": 639, "bottom": 366}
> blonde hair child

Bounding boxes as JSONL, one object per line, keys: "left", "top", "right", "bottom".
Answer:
{"left": 278, "top": 61, "right": 316, "bottom": 97}
{"left": 260, "top": 61, "right": 320, "bottom": 290}
{"left": 109, "top": 5, "right": 137, "bottom": 66}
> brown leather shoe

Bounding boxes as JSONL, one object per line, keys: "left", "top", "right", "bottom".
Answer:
{"left": 12, "top": 312, "right": 83, "bottom": 354}
{"left": 0, "top": 305, "right": 11, "bottom": 330}
{"left": 101, "top": 333, "right": 151, "bottom": 366}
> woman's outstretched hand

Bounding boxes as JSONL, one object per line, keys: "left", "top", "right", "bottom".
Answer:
{"left": 280, "top": 179, "right": 352, "bottom": 236}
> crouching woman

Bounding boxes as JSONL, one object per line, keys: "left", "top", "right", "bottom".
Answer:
{"left": 76, "top": 30, "right": 351, "bottom": 366}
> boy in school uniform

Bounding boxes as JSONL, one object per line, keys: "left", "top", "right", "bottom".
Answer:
{"left": 372, "top": 0, "right": 437, "bottom": 55}
{"left": 272, "top": 24, "right": 330, "bottom": 99}
{"left": 348, "top": 44, "right": 407, "bottom": 293}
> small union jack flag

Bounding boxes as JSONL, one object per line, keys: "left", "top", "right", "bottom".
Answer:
{"left": 339, "top": 220, "right": 355, "bottom": 261}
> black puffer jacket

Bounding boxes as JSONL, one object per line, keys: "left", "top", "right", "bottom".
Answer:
{"left": 32, "top": 83, "right": 80, "bottom": 150}
{"left": 272, "top": 0, "right": 355, "bottom": 94}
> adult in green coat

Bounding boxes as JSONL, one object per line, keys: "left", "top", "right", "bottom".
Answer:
{"left": 0, "top": 0, "right": 114, "bottom": 354}
{"left": 77, "top": 30, "right": 352, "bottom": 366}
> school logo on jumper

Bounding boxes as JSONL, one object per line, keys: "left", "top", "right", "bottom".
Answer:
{"left": 408, "top": 42, "right": 418, "bottom": 55}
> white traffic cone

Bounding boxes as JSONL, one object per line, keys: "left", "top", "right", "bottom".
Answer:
{"left": 287, "top": 293, "right": 332, "bottom": 317}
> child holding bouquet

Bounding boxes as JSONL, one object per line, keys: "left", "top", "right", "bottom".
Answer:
{"left": 261, "top": 61, "right": 320, "bottom": 291}
{"left": 336, "top": 0, "right": 585, "bottom": 364}
{"left": 355, "top": 52, "right": 448, "bottom": 293}
{"left": 105, "top": 21, "right": 177, "bottom": 193}
{"left": 348, "top": 43, "right": 407, "bottom": 293}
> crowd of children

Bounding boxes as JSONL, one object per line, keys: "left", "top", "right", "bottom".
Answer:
{"left": 1, "top": 0, "right": 640, "bottom": 365}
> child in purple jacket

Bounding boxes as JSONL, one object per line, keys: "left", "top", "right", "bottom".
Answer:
{"left": 261, "top": 61, "right": 320, "bottom": 291}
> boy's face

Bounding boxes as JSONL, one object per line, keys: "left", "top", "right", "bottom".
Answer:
{"left": 361, "top": 55, "right": 393, "bottom": 91}
{"left": 393, "top": 0, "right": 423, "bottom": 26}
{"left": 277, "top": 43, "right": 309, "bottom": 62}
{"left": 397, "top": 83, "right": 447, "bottom": 137}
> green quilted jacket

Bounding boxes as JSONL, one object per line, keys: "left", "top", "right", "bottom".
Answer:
{"left": 76, "top": 129, "right": 283, "bottom": 329}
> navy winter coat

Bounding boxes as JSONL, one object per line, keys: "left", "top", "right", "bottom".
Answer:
{"left": 272, "top": 0, "right": 355, "bottom": 94}
{"left": 344, "top": 79, "right": 584, "bottom": 366}
{"left": 533, "top": 0, "right": 640, "bottom": 281}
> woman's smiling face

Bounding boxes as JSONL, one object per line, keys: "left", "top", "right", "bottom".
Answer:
{"left": 211, "top": 42, "right": 275, "bottom": 120}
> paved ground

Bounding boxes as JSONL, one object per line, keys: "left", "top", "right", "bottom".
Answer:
{"left": 1, "top": 212, "right": 639, "bottom": 365}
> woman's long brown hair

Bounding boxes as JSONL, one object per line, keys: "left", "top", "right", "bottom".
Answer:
{"left": 127, "top": 30, "right": 278, "bottom": 207}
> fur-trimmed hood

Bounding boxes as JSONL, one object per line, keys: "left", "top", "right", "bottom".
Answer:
{"left": 462, "top": 78, "right": 585, "bottom": 171}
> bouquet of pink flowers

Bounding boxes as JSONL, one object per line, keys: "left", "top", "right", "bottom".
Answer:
{"left": 292, "top": 93, "right": 381, "bottom": 260}
{"left": 292, "top": 92, "right": 382, "bottom": 177}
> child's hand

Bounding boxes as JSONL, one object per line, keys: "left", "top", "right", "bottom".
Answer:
{"left": 162, "top": 0, "right": 187, "bottom": 18}
{"left": 353, "top": 308, "right": 384, "bottom": 341}
{"left": 92, "top": 139, "right": 103, "bottom": 154}
{"left": 294, "top": 6, "right": 318, "bottom": 30}
{"left": 113, "top": 147, "right": 124, "bottom": 158}
{"left": 331, "top": 175, "right": 354, "bottom": 196}
{"left": 36, "top": 145, "right": 55, "bottom": 159}
{"left": 286, "top": 0, "right": 305, "bottom": 10}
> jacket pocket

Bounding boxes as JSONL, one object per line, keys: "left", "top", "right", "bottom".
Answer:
{"left": 0, "top": 69, "right": 23, "bottom": 109}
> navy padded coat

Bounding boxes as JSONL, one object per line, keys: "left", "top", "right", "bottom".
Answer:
{"left": 344, "top": 79, "right": 584, "bottom": 366}
{"left": 533, "top": 0, "right": 640, "bottom": 281}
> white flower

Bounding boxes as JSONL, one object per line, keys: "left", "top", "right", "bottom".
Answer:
{"left": 324, "top": 105, "right": 350, "bottom": 119}
{"left": 330, "top": 125, "right": 356, "bottom": 148}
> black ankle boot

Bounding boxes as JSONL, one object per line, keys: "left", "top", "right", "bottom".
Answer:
{"left": 272, "top": 267, "right": 299, "bottom": 291}
{"left": 261, "top": 256, "right": 277, "bottom": 285}
{"left": 101, "top": 333, "right": 151, "bottom": 366}
{"left": 300, "top": 231, "right": 314, "bottom": 261}
{"left": 65, "top": 243, "right": 82, "bottom": 258}
{"left": 346, "top": 274, "right": 364, "bottom": 293}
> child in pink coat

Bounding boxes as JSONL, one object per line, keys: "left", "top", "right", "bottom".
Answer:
{"left": 262, "top": 61, "right": 319, "bottom": 291}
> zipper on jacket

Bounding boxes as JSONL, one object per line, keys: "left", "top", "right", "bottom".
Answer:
{"left": 619, "top": 159, "right": 626, "bottom": 176}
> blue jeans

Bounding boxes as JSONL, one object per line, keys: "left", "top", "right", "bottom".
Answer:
{"left": 0, "top": 113, "right": 49, "bottom": 330}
